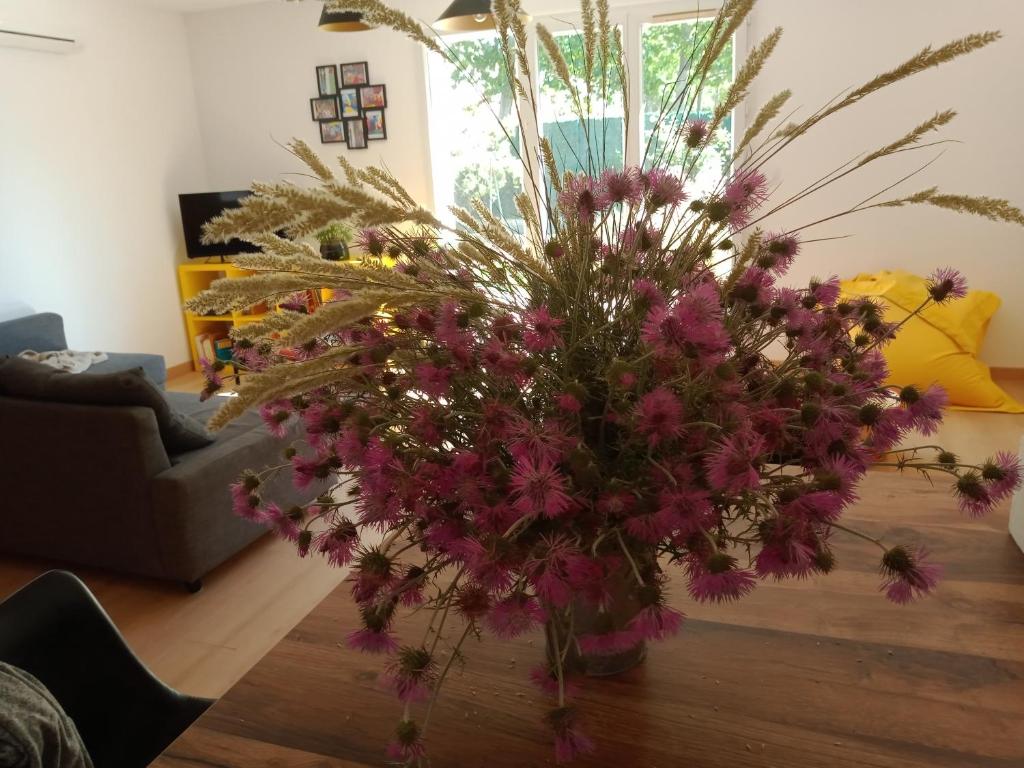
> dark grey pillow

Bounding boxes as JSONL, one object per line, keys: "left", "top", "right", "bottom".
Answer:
{"left": 0, "top": 357, "right": 213, "bottom": 453}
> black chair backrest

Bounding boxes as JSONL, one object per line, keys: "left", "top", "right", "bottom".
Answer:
{"left": 0, "top": 571, "right": 211, "bottom": 767}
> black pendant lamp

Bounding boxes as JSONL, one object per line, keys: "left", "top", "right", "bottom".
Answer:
{"left": 319, "top": 7, "right": 372, "bottom": 32}
{"left": 435, "top": 0, "right": 529, "bottom": 33}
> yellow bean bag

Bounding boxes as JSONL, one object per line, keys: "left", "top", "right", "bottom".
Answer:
{"left": 840, "top": 270, "right": 1024, "bottom": 413}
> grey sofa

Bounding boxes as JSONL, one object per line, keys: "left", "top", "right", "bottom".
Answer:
{"left": 0, "top": 312, "right": 168, "bottom": 386}
{"left": 0, "top": 313, "right": 310, "bottom": 590}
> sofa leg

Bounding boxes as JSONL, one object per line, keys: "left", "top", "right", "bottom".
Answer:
{"left": 183, "top": 579, "right": 203, "bottom": 594}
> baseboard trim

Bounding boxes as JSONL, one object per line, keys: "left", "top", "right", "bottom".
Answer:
{"left": 992, "top": 367, "right": 1024, "bottom": 381}
{"left": 167, "top": 360, "right": 194, "bottom": 379}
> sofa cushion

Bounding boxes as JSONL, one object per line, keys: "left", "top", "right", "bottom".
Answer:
{"left": 89, "top": 353, "right": 167, "bottom": 388}
{"left": 0, "top": 358, "right": 213, "bottom": 454}
{"left": 0, "top": 313, "right": 66, "bottom": 358}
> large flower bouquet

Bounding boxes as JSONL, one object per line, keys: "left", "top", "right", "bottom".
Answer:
{"left": 188, "top": 0, "right": 1023, "bottom": 763}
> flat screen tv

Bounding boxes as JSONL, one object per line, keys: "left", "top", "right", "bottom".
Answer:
{"left": 178, "top": 190, "right": 261, "bottom": 259}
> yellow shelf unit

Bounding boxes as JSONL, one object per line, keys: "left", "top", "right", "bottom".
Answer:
{"left": 178, "top": 261, "right": 269, "bottom": 372}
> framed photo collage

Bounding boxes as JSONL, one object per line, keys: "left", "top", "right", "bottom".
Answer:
{"left": 311, "top": 62, "right": 388, "bottom": 148}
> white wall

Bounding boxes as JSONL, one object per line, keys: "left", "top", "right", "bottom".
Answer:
{"left": 185, "top": 0, "right": 435, "bottom": 204}
{"left": 744, "top": 0, "right": 1024, "bottom": 366}
{"left": 0, "top": 0, "right": 207, "bottom": 364}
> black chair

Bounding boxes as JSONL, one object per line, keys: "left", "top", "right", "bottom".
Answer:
{"left": 0, "top": 570, "right": 212, "bottom": 767}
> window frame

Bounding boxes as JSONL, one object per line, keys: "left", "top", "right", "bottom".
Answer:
{"left": 422, "top": 1, "right": 746, "bottom": 217}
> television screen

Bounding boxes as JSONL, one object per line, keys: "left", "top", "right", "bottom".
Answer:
{"left": 178, "top": 191, "right": 261, "bottom": 259}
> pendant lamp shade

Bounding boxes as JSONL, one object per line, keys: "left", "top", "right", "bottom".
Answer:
{"left": 319, "top": 7, "right": 372, "bottom": 32}
{"left": 435, "top": 0, "right": 530, "bottom": 33}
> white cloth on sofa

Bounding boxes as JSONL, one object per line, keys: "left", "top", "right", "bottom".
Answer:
{"left": 18, "top": 349, "right": 108, "bottom": 374}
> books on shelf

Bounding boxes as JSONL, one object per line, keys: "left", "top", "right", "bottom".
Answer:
{"left": 193, "top": 333, "right": 232, "bottom": 364}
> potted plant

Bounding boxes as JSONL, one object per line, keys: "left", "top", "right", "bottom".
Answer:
{"left": 186, "top": 0, "right": 1023, "bottom": 763}
{"left": 315, "top": 222, "right": 353, "bottom": 261}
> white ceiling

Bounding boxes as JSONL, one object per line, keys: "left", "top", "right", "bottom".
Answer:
{"left": 136, "top": 0, "right": 272, "bottom": 13}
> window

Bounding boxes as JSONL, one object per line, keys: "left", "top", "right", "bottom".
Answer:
{"left": 641, "top": 16, "right": 735, "bottom": 198}
{"left": 426, "top": 31, "right": 524, "bottom": 231}
{"left": 426, "top": 5, "right": 736, "bottom": 219}
{"left": 537, "top": 28, "right": 625, "bottom": 178}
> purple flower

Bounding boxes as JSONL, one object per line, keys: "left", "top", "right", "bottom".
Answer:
{"left": 598, "top": 166, "right": 643, "bottom": 206}
{"left": 558, "top": 174, "right": 603, "bottom": 222}
{"left": 981, "top": 450, "right": 1022, "bottom": 502}
{"left": 879, "top": 546, "right": 942, "bottom": 604}
{"left": 522, "top": 305, "right": 565, "bottom": 352}
{"left": 486, "top": 594, "right": 544, "bottom": 639}
{"left": 634, "top": 387, "right": 685, "bottom": 446}
{"left": 682, "top": 118, "right": 709, "bottom": 148}
{"left": 722, "top": 168, "right": 768, "bottom": 228}
{"left": 545, "top": 706, "right": 595, "bottom": 764}
{"left": 643, "top": 168, "right": 687, "bottom": 209}
{"left": 705, "top": 432, "right": 765, "bottom": 494}
{"left": 510, "top": 456, "right": 573, "bottom": 518}
{"left": 686, "top": 552, "right": 757, "bottom": 603}
{"left": 926, "top": 267, "right": 968, "bottom": 302}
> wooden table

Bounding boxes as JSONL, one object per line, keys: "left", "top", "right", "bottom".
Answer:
{"left": 153, "top": 473, "right": 1024, "bottom": 767}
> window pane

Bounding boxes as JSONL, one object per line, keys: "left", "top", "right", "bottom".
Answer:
{"left": 641, "top": 18, "right": 734, "bottom": 197}
{"left": 537, "top": 29, "right": 624, "bottom": 178}
{"left": 427, "top": 34, "right": 524, "bottom": 231}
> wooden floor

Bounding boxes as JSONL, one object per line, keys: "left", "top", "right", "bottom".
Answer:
{"left": 0, "top": 373, "right": 1022, "bottom": 704}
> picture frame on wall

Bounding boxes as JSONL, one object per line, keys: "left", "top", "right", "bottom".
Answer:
{"left": 316, "top": 64, "right": 339, "bottom": 96}
{"left": 358, "top": 84, "right": 387, "bottom": 109}
{"left": 339, "top": 88, "right": 361, "bottom": 118}
{"left": 340, "top": 61, "right": 370, "bottom": 87}
{"left": 310, "top": 96, "right": 340, "bottom": 121}
{"left": 320, "top": 120, "right": 346, "bottom": 144}
{"left": 364, "top": 108, "right": 387, "bottom": 140}
{"left": 345, "top": 117, "right": 368, "bottom": 149}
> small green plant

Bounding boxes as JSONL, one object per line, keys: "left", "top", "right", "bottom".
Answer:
{"left": 314, "top": 222, "right": 353, "bottom": 245}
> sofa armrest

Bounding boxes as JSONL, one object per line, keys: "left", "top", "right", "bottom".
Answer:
{"left": 0, "top": 312, "right": 66, "bottom": 356}
{"left": 149, "top": 423, "right": 321, "bottom": 582}
{"left": 0, "top": 396, "right": 173, "bottom": 577}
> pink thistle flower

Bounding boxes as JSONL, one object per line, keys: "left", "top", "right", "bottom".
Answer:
{"left": 682, "top": 118, "right": 709, "bottom": 148}
{"left": 954, "top": 470, "right": 996, "bottom": 517}
{"left": 879, "top": 546, "right": 942, "bottom": 604}
{"left": 626, "top": 579, "right": 683, "bottom": 641}
{"left": 263, "top": 503, "right": 302, "bottom": 542}
{"left": 486, "top": 594, "right": 544, "bottom": 639}
{"left": 290, "top": 454, "right": 333, "bottom": 491}
{"left": 754, "top": 528, "right": 818, "bottom": 580}
{"left": 632, "top": 278, "right": 666, "bottom": 309}
{"left": 385, "top": 720, "right": 426, "bottom": 762}
{"left": 899, "top": 384, "right": 947, "bottom": 436}
{"left": 723, "top": 168, "right": 768, "bottom": 228}
{"left": 409, "top": 405, "right": 445, "bottom": 446}
{"left": 545, "top": 706, "right": 595, "bottom": 764}
{"left": 259, "top": 400, "right": 292, "bottom": 438}
{"left": 982, "top": 450, "right": 1022, "bottom": 502}
{"left": 356, "top": 227, "right": 387, "bottom": 256}
{"left": 598, "top": 166, "right": 643, "bottom": 206}
{"left": 314, "top": 518, "right": 359, "bottom": 567}
{"left": 643, "top": 168, "right": 687, "bottom": 209}
{"left": 522, "top": 305, "right": 565, "bottom": 352}
{"left": 383, "top": 647, "right": 436, "bottom": 703}
{"left": 526, "top": 535, "right": 580, "bottom": 608}
{"left": 635, "top": 387, "right": 685, "bottom": 446}
{"left": 510, "top": 456, "right": 573, "bottom": 518}
{"left": 414, "top": 362, "right": 452, "bottom": 397}
{"left": 807, "top": 276, "right": 841, "bottom": 307}
{"left": 686, "top": 552, "right": 757, "bottom": 604}
{"left": 230, "top": 475, "right": 262, "bottom": 521}
{"left": 927, "top": 267, "right": 968, "bottom": 303}
{"left": 731, "top": 266, "right": 775, "bottom": 306}
{"left": 558, "top": 174, "right": 603, "bottom": 222}
{"left": 704, "top": 432, "right": 765, "bottom": 494}
{"left": 198, "top": 357, "right": 223, "bottom": 401}
{"left": 555, "top": 392, "right": 583, "bottom": 413}
{"left": 622, "top": 224, "right": 662, "bottom": 253}
{"left": 348, "top": 627, "right": 399, "bottom": 654}
{"left": 627, "top": 602, "right": 685, "bottom": 642}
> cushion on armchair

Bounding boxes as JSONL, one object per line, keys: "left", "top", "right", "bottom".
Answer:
{"left": 0, "top": 358, "right": 213, "bottom": 453}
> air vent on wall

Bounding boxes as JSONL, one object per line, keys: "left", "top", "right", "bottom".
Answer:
{"left": 0, "top": 28, "right": 79, "bottom": 54}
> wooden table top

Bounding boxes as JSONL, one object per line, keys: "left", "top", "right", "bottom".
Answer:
{"left": 153, "top": 472, "right": 1024, "bottom": 767}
